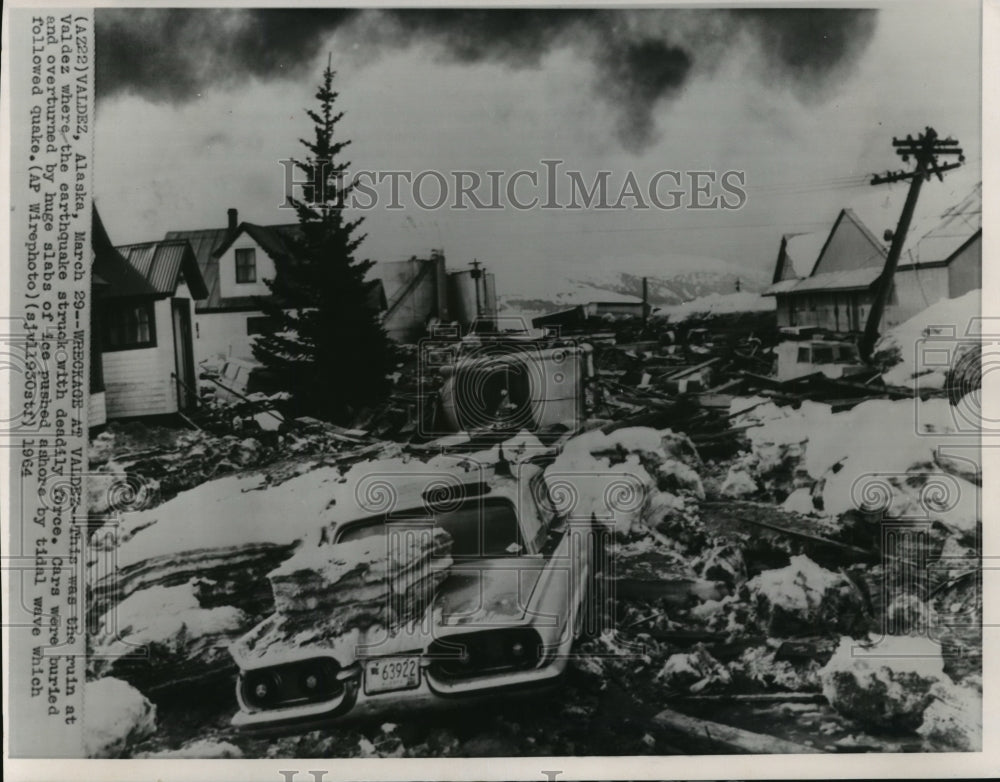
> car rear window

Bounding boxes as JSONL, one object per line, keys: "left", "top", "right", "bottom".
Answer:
{"left": 337, "top": 498, "right": 523, "bottom": 559}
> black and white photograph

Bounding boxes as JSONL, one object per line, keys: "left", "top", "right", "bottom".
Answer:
{"left": 2, "top": 0, "right": 992, "bottom": 773}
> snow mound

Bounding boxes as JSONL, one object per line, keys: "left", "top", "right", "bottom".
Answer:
{"left": 546, "top": 426, "right": 703, "bottom": 535}
{"left": 743, "top": 555, "right": 870, "bottom": 637}
{"left": 875, "top": 289, "right": 979, "bottom": 389}
{"left": 917, "top": 680, "right": 982, "bottom": 750}
{"left": 820, "top": 634, "right": 950, "bottom": 732}
{"left": 84, "top": 677, "right": 157, "bottom": 758}
{"left": 92, "top": 581, "right": 250, "bottom": 690}
{"left": 732, "top": 394, "right": 980, "bottom": 535}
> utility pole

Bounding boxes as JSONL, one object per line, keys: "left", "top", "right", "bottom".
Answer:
{"left": 859, "top": 127, "right": 964, "bottom": 360}
{"left": 469, "top": 258, "right": 483, "bottom": 324}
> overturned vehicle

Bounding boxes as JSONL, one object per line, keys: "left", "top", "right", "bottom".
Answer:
{"left": 229, "top": 459, "right": 603, "bottom": 734}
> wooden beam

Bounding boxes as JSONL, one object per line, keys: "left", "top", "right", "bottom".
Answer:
{"left": 653, "top": 707, "right": 821, "bottom": 754}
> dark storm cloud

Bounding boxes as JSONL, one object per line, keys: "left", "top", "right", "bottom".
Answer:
{"left": 95, "top": 7, "right": 878, "bottom": 151}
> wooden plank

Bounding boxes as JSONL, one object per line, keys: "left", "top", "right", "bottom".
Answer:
{"left": 675, "top": 692, "right": 826, "bottom": 704}
{"left": 653, "top": 707, "right": 821, "bottom": 754}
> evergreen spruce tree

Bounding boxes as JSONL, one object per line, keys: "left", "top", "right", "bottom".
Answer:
{"left": 253, "top": 62, "right": 392, "bottom": 422}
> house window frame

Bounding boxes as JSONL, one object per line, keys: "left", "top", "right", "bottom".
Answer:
{"left": 102, "top": 299, "right": 157, "bottom": 352}
{"left": 235, "top": 247, "right": 257, "bottom": 284}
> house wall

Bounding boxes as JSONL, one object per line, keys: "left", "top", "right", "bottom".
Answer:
{"left": 102, "top": 297, "right": 178, "bottom": 418}
{"left": 89, "top": 391, "right": 107, "bottom": 428}
{"left": 887, "top": 266, "right": 950, "bottom": 328}
{"left": 217, "top": 236, "right": 277, "bottom": 300}
{"left": 775, "top": 297, "right": 793, "bottom": 328}
{"left": 948, "top": 233, "right": 982, "bottom": 298}
{"left": 812, "top": 216, "right": 885, "bottom": 275}
{"left": 194, "top": 309, "right": 266, "bottom": 366}
{"left": 783, "top": 291, "right": 873, "bottom": 333}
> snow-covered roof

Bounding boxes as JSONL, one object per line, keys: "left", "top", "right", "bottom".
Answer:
{"left": 790, "top": 266, "right": 881, "bottom": 293}
{"left": 762, "top": 278, "right": 800, "bottom": 296}
{"left": 782, "top": 231, "right": 828, "bottom": 279}
{"left": 900, "top": 181, "right": 981, "bottom": 267}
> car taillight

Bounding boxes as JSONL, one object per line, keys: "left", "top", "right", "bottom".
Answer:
{"left": 240, "top": 658, "right": 343, "bottom": 709}
{"left": 428, "top": 629, "right": 543, "bottom": 680}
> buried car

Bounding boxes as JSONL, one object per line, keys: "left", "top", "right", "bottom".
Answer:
{"left": 229, "top": 461, "right": 612, "bottom": 734}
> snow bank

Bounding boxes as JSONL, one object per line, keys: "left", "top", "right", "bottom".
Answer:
{"left": 84, "top": 678, "right": 157, "bottom": 758}
{"left": 875, "top": 289, "right": 979, "bottom": 389}
{"left": 806, "top": 399, "right": 979, "bottom": 532}
{"left": 731, "top": 394, "right": 980, "bottom": 535}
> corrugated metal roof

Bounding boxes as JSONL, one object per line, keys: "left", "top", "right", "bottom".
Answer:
{"left": 789, "top": 266, "right": 880, "bottom": 294}
{"left": 108, "top": 239, "right": 208, "bottom": 300}
{"left": 93, "top": 207, "right": 159, "bottom": 298}
{"left": 166, "top": 223, "right": 299, "bottom": 313}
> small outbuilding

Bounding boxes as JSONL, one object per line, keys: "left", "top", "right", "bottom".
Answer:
{"left": 92, "top": 211, "right": 208, "bottom": 420}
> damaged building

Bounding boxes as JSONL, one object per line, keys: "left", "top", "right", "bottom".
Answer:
{"left": 764, "top": 183, "right": 982, "bottom": 334}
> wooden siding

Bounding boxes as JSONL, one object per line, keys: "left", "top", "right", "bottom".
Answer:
{"left": 102, "top": 297, "right": 179, "bottom": 418}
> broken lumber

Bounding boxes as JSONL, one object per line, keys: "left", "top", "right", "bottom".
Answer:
{"left": 653, "top": 707, "right": 821, "bottom": 754}
{"left": 675, "top": 692, "right": 826, "bottom": 704}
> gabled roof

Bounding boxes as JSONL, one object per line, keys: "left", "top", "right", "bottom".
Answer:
{"left": 111, "top": 240, "right": 209, "bottom": 300}
{"left": 93, "top": 206, "right": 158, "bottom": 297}
{"left": 783, "top": 231, "right": 828, "bottom": 279}
{"left": 900, "top": 181, "right": 981, "bottom": 266}
{"left": 165, "top": 222, "right": 299, "bottom": 312}
{"left": 765, "top": 230, "right": 828, "bottom": 294}
{"left": 812, "top": 208, "right": 887, "bottom": 274}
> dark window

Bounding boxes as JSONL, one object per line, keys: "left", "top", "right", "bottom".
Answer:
{"left": 837, "top": 345, "right": 858, "bottom": 363}
{"left": 235, "top": 248, "right": 256, "bottom": 283}
{"left": 103, "top": 301, "right": 155, "bottom": 351}
{"left": 247, "top": 316, "right": 275, "bottom": 336}
{"left": 813, "top": 345, "right": 835, "bottom": 364}
{"left": 797, "top": 347, "right": 811, "bottom": 363}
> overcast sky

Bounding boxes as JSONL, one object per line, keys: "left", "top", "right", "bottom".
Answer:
{"left": 94, "top": 2, "right": 982, "bottom": 293}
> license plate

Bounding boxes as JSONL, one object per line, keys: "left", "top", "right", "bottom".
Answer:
{"left": 365, "top": 656, "right": 421, "bottom": 694}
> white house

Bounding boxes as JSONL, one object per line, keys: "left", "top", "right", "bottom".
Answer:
{"left": 167, "top": 209, "right": 388, "bottom": 366}
{"left": 92, "top": 208, "right": 208, "bottom": 422}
